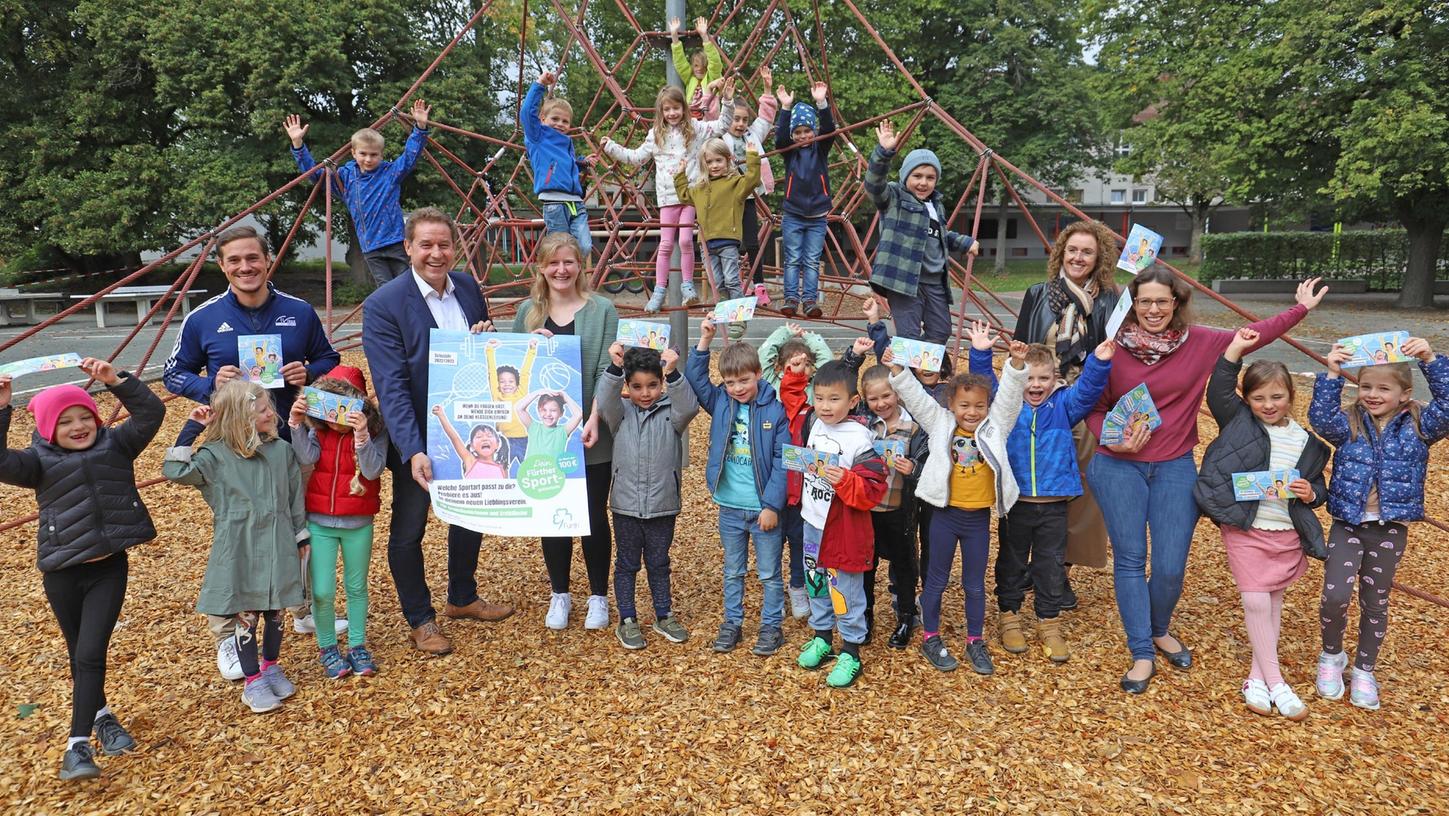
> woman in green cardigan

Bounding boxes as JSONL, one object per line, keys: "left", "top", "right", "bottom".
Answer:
{"left": 513, "top": 233, "right": 619, "bottom": 632}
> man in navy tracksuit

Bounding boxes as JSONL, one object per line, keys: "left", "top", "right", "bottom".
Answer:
{"left": 162, "top": 225, "right": 341, "bottom": 680}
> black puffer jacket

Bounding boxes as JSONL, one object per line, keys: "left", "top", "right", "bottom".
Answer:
{"left": 0, "top": 373, "right": 165, "bottom": 571}
{"left": 1014, "top": 282, "right": 1122, "bottom": 379}
{"left": 1193, "top": 357, "right": 1330, "bottom": 558}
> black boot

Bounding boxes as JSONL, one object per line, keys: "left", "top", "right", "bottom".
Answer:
{"left": 888, "top": 615, "right": 915, "bottom": 650}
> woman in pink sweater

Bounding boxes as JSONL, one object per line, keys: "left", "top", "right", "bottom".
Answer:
{"left": 1086, "top": 267, "right": 1326, "bottom": 694}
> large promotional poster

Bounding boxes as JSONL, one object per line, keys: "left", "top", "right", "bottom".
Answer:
{"left": 426, "top": 330, "right": 590, "bottom": 537}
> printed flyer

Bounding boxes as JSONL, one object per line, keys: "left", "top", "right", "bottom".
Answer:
{"left": 1117, "top": 223, "right": 1163, "bottom": 274}
{"left": 1232, "top": 469, "right": 1301, "bottom": 501}
{"left": 300, "top": 387, "right": 363, "bottom": 423}
{"left": 888, "top": 336, "right": 946, "bottom": 373}
{"left": 1337, "top": 330, "right": 1411, "bottom": 368}
{"left": 616, "top": 319, "right": 671, "bottom": 350}
{"left": 0, "top": 352, "right": 82, "bottom": 379}
{"left": 238, "top": 334, "right": 284, "bottom": 388}
{"left": 782, "top": 444, "right": 840, "bottom": 474}
{"left": 427, "top": 330, "right": 589, "bottom": 537}
{"left": 1099, "top": 382, "right": 1162, "bottom": 445}
{"left": 712, "top": 296, "right": 757, "bottom": 323}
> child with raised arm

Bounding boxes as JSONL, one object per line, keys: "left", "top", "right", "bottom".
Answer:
{"left": 286, "top": 366, "right": 389, "bottom": 679}
{"left": 888, "top": 339, "right": 1028, "bottom": 676}
{"left": 486, "top": 337, "right": 539, "bottom": 474}
{"left": 0, "top": 359, "right": 163, "bottom": 780}
{"left": 285, "top": 99, "right": 431, "bottom": 286}
{"left": 866, "top": 121, "right": 981, "bottom": 344}
{"left": 686, "top": 318, "right": 789, "bottom": 656}
{"left": 860, "top": 364, "right": 928, "bottom": 648}
{"left": 1309, "top": 335, "right": 1449, "bottom": 711}
{"left": 702, "top": 67, "right": 779, "bottom": 302}
{"left": 670, "top": 16, "right": 723, "bottom": 116}
{"left": 1195, "top": 329, "right": 1329, "bottom": 720}
{"left": 164, "top": 381, "right": 309, "bottom": 715}
{"left": 601, "top": 81, "right": 728, "bottom": 313}
{"left": 432, "top": 406, "right": 508, "bottom": 479}
{"left": 597, "top": 343, "right": 700, "bottom": 650}
{"left": 513, "top": 389, "right": 584, "bottom": 459}
{"left": 774, "top": 81, "right": 836, "bottom": 318}
{"left": 794, "top": 362, "right": 888, "bottom": 687}
{"left": 676, "top": 131, "right": 761, "bottom": 339}
{"left": 523, "top": 71, "right": 596, "bottom": 259}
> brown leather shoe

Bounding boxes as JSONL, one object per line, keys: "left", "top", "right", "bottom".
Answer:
{"left": 444, "top": 599, "right": 515, "bottom": 622}
{"left": 410, "top": 621, "right": 453, "bottom": 655}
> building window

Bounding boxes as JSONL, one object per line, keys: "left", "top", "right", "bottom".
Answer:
{"left": 1132, "top": 189, "right": 1148, "bottom": 204}
{"left": 1115, "top": 140, "right": 1132, "bottom": 157}
{"left": 1066, "top": 188, "right": 1085, "bottom": 203}
{"left": 1110, "top": 189, "right": 1126, "bottom": 205}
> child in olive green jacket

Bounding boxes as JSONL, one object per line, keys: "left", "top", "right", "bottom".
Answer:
{"left": 675, "top": 138, "right": 761, "bottom": 338}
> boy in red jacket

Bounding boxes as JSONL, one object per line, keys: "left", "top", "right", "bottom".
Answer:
{"left": 792, "top": 361, "right": 887, "bottom": 687}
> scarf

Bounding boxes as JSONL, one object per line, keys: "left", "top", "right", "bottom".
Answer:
{"left": 1044, "top": 273, "right": 1096, "bottom": 373}
{"left": 1117, "top": 323, "right": 1190, "bottom": 366}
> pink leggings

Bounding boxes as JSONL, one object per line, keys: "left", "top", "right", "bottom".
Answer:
{"left": 655, "top": 204, "right": 696, "bottom": 287}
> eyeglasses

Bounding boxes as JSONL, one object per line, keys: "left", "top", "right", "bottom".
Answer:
{"left": 1134, "top": 297, "right": 1176, "bottom": 310}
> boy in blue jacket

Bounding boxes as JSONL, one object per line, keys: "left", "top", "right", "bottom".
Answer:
{"left": 967, "top": 322, "right": 1113, "bottom": 662}
{"left": 774, "top": 81, "right": 835, "bottom": 319}
{"left": 687, "top": 318, "right": 789, "bottom": 657}
{"left": 284, "top": 99, "right": 431, "bottom": 286}
{"left": 523, "top": 72, "right": 595, "bottom": 259}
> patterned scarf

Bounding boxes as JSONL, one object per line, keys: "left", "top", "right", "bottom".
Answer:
{"left": 1117, "top": 323, "right": 1190, "bottom": 366}
{"left": 1044, "top": 273, "right": 1096, "bottom": 372}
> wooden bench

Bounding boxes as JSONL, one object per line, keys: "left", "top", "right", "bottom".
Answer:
{"left": 72, "top": 286, "right": 209, "bottom": 329}
{"left": 0, "top": 288, "right": 66, "bottom": 327}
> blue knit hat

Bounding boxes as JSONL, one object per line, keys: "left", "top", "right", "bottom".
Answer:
{"left": 789, "top": 102, "right": 818, "bottom": 133}
{"left": 899, "top": 148, "right": 942, "bottom": 184}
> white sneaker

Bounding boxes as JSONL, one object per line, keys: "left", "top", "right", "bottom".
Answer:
{"left": 291, "top": 614, "right": 349, "bottom": 635}
{"left": 584, "top": 595, "right": 610, "bottom": 630}
{"left": 216, "top": 638, "right": 244, "bottom": 682}
{"left": 788, "top": 586, "right": 809, "bottom": 620}
{"left": 545, "top": 593, "right": 572, "bottom": 630}
{"left": 1350, "top": 668, "right": 1380, "bottom": 711}
{"left": 1241, "top": 678, "right": 1271, "bottom": 716}
{"left": 1269, "top": 682, "right": 1309, "bottom": 721}
{"left": 1316, "top": 650, "right": 1348, "bottom": 700}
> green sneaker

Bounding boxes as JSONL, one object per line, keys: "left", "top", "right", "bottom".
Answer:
{"left": 615, "top": 617, "right": 646, "bottom": 650}
{"left": 797, "top": 636, "right": 835, "bottom": 670}
{"left": 652, "top": 616, "right": 689, "bottom": 643}
{"left": 826, "top": 652, "right": 862, "bottom": 688}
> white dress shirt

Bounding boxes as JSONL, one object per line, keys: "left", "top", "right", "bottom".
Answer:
{"left": 412, "top": 269, "right": 469, "bottom": 332}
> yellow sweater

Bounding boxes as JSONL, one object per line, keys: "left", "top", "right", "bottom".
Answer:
{"left": 673, "top": 152, "right": 761, "bottom": 243}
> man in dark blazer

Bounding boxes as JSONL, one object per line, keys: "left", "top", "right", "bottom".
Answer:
{"left": 362, "top": 207, "right": 514, "bottom": 656}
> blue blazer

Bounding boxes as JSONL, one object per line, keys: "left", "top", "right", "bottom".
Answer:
{"left": 362, "top": 270, "right": 489, "bottom": 466}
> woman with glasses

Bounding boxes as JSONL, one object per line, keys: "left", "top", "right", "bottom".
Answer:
{"left": 1086, "top": 267, "right": 1326, "bottom": 694}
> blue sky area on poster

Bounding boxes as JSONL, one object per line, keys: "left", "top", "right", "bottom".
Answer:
{"left": 426, "top": 330, "right": 589, "bottom": 537}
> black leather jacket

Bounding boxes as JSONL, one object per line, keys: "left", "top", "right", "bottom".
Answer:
{"left": 1013, "top": 282, "right": 1122, "bottom": 377}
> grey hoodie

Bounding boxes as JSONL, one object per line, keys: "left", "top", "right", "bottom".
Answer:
{"left": 596, "top": 364, "right": 700, "bottom": 518}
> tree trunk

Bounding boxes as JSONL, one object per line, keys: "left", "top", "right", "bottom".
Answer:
{"left": 1188, "top": 199, "right": 1211, "bottom": 264}
{"left": 993, "top": 197, "right": 1009, "bottom": 275}
{"left": 1396, "top": 207, "right": 1446, "bottom": 309}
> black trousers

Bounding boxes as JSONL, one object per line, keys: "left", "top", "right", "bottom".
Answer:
{"left": 387, "top": 467, "right": 483, "bottom": 629}
{"left": 743, "top": 201, "right": 764, "bottom": 284}
{"left": 43, "top": 552, "right": 128, "bottom": 739}
{"left": 995, "top": 500, "right": 1069, "bottom": 618}
{"left": 542, "top": 461, "right": 613, "bottom": 597}
{"left": 865, "top": 504, "right": 920, "bottom": 621}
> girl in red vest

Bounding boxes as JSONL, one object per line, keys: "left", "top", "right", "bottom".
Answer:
{"left": 286, "top": 366, "right": 387, "bottom": 679}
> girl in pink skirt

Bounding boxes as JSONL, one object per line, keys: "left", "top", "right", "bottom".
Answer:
{"left": 1193, "top": 328, "right": 1331, "bottom": 720}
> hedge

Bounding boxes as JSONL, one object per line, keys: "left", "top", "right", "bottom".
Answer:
{"left": 1199, "top": 229, "right": 1449, "bottom": 289}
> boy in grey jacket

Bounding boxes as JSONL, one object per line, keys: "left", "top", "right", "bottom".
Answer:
{"left": 597, "top": 342, "right": 700, "bottom": 649}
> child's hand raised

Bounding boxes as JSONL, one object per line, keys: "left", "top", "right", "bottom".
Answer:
{"left": 539, "top": 70, "right": 557, "bottom": 87}
{"left": 79, "top": 357, "right": 119, "bottom": 386}
{"left": 862, "top": 296, "right": 881, "bottom": 324}
{"left": 608, "top": 341, "right": 626, "bottom": 368}
{"left": 720, "top": 77, "right": 736, "bottom": 101}
{"left": 1007, "top": 340, "right": 1029, "bottom": 368}
{"left": 1225, "top": 327, "right": 1259, "bottom": 361}
{"left": 1287, "top": 478, "right": 1315, "bottom": 504}
{"left": 881, "top": 346, "right": 903, "bottom": 374}
{"left": 1295, "top": 277, "right": 1327, "bottom": 310}
{"left": 1324, "top": 343, "right": 1352, "bottom": 378}
{"left": 189, "top": 406, "right": 214, "bottom": 426}
{"left": 410, "top": 98, "right": 431, "bottom": 129}
{"left": 694, "top": 16, "right": 709, "bottom": 36}
{"left": 758, "top": 66, "right": 772, "bottom": 90}
{"left": 283, "top": 114, "right": 309, "bottom": 148}
{"left": 668, "top": 16, "right": 682, "bottom": 36}
{"left": 786, "top": 321, "right": 804, "bottom": 337}
{"left": 661, "top": 347, "right": 680, "bottom": 375}
{"left": 851, "top": 336, "right": 873, "bottom": 357}
{"left": 698, "top": 317, "right": 717, "bottom": 347}
{"left": 775, "top": 87, "right": 794, "bottom": 108}
{"left": 1403, "top": 337, "right": 1435, "bottom": 362}
{"left": 810, "top": 82, "right": 828, "bottom": 104}
{"left": 967, "top": 320, "right": 995, "bottom": 351}
{"left": 875, "top": 120, "right": 898, "bottom": 152}
{"left": 288, "top": 398, "right": 308, "bottom": 428}
{"left": 784, "top": 352, "right": 812, "bottom": 376}
{"left": 1093, "top": 339, "right": 1117, "bottom": 361}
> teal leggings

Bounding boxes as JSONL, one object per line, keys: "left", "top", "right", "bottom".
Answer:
{"left": 308, "top": 522, "right": 373, "bottom": 649}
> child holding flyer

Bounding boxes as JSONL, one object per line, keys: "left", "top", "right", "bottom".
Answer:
{"left": 1195, "top": 329, "right": 1329, "bottom": 720}
{"left": 675, "top": 133, "right": 761, "bottom": 340}
{"left": 794, "top": 361, "right": 888, "bottom": 687}
{"left": 0, "top": 358, "right": 163, "bottom": 780}
{"left": 686, "top": 318, "right": 790, "bottom": 656}
{"left": 597, "top": 343, "right": 700, "bottom": 650}
{"left": 287, "top": 366, "right": 389, "bottom": 679}
{"left": 164, "top": 381, "right": 309, "bottom": 714}
{"left": 888, "top": 339, "right": 1028, "bottom": 675}
{"left": 1309, "top": 335, "right": 1449, "bottom": 710}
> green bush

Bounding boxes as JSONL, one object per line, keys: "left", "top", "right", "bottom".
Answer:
{"left": 1200, "top": 229, "right": 1449, "bottom": 289}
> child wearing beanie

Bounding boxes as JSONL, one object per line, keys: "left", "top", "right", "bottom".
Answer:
{"left": 773, "top": 81, "right": 837, "bottom": 318}
{"left": 863, "top": 120, "right": 981, "bottom": 345}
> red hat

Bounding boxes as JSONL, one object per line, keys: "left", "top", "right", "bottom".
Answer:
{"left": 27, "top": 384, "right": 101, "bottom": 443}
{"left": 318, "top": 365, "right": 367, "bottom": 394}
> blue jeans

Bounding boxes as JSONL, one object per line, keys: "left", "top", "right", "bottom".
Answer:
{"left": 718, "top": 506, "right": 785, "bottom": 627}
{"left": 780, "top": 214, "right": 826, "bottom": 303}
{"left": 706, "top": 239, "right": 743, "bottom": 301}
{"left": 804, "top": 523, "right": 868, "bottom": 644}
{"left": 1086, "top": 451, "right": 1200, "bottom": 661}
{"left": 782, "top": 504, "right": 805, "bottom": 589}
{"left": 542, "top": 202, "right": 592, "bottom": 256}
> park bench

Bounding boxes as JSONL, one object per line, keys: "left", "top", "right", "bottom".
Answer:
{"left": 0, "top": 288, "right": 66, "bottom": 327}
{"left": 71, "top": 286, "right": 209, "bottom": 329}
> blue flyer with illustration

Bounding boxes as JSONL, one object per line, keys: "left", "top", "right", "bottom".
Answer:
{"left": 1337, "top": 330, "right": 1411, "bottom": 368}
{"left": 1232, "top": 469, "right": 1301, "bottom": 501}
{"left": 888, "top": 336, "right": 946, "bottom": 373}
{"left": 238, "top": 334, "right": 284, "bottom": 388}
{"left": 782, "top": 444, "right": 840, "bottom": 474}
{"left": 1117, "top": 223, "right": 1163, "bottom": 274}
{"left": 616, "top": 319, "right": 671, "bottom": 350}
{"left": 1099, "top": 382, "right": 1162, "bottom": 445}
{"left": 873, "top": 439, "right": 907, "bottom": 469}
{"left": 0, "top": 352, "right": 82, "bottom": 379}
{"left": 426, "top": 330, "right": 588, "bottom": 537}
{"left": 300, "top": 387, "right": 364, "bottom": 424}
{"left": 712, "top": 296, "right": 757, "bottom": 323}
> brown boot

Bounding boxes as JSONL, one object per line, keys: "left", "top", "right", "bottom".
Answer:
{"left": 410, "top": 621, "right": 453, "bottom": 656}
{"left": 998, "top": 611, "right": 1028, "bottom": 654}
{"left": 444, "top": 599, "right": 515, "bottom": 622}
{"left": 1037, "top": 617, "right": 1070, "bottom": 663}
